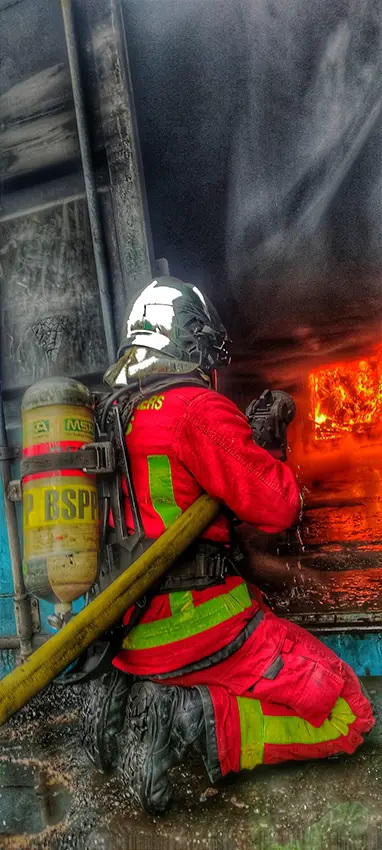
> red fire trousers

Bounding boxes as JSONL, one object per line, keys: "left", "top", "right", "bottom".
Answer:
{"left": 152, "top": 596, "right": 374, "bottom": 776}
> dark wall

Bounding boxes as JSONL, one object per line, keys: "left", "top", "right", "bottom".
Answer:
{"left": 0, "top": 0, "right": 109, "bottom": 392}
{"left": 122, "top": 0, "right": 237, "bottom": 292}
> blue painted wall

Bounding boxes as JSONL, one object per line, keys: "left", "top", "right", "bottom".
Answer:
{"left": 0, "top": 476, "right": 16, "bottom": 643}
{"left": 0, "top": 651, "right": 16, "bottom": 679}
{"left": 322, "top": 633, "right": 382, "bottom": 677}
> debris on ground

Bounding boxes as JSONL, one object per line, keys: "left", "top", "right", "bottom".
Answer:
{"left": 0, "top": 679, "right": 381, "bottom": 849}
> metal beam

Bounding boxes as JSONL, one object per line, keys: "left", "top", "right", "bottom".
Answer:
{"left": 61, "top": 0, "right": 117, "bottom": 364}
{"left": 0, "top": 173, "right": 109, "bottom": 224}
{"left": 0, "top": 634, "right": 48, "bottom": 650}
{"left": 85, "top": 0, "right": 153, "bottom": 325}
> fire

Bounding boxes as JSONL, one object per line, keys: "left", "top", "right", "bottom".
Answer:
{"left": 309, "top": 347, "right": 382, "bottom": 441}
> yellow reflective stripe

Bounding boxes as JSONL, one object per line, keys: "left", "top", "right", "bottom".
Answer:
{"left": 236, "top": 697, "right": 356, "bottom": 771}
{"left": 123, "top": 582, "right": 252, "bottom": 650}
{"left": 237, "top": 697, "right": 265, "bottom": 769}
{"left": 147, "top": 455, "right": 182, "bottom": 529}
{"left": 169, "top": 590, "right": 194, "bottom": 615}
{"left": 324, "top": 696, "right": 357, "bottom": 738}
{"left": 263, "top": 698, "right": 356, "bottom": 746}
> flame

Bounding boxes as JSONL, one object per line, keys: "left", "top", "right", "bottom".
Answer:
{"left": 309, "top": 346, "right": 382, "bottom": 441}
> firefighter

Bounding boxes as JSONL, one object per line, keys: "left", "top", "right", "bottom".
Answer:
{"left": 83, "top": 278, "right": 374, "bottom": 813}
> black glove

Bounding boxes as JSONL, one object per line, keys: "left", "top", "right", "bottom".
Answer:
{"left": 246, "top": 389, "right": 296, "bottom": 461}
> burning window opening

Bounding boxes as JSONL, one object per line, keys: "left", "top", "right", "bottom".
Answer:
{"left": 309, "top": 346, "right": 382, "bottom": 442}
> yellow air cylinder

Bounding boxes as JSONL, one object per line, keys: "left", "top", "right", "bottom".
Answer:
{"left": 22, "top": 377, "right": 99, "bottom": 614}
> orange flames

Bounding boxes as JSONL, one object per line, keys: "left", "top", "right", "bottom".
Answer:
{"left": 309, "top": 347, "right": 382, "bottom": 441}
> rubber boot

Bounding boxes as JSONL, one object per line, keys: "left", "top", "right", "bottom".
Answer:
{"left": 82, "top": 668, "right": 131, "bottom": 772}
{"left": 117, "top": 681, "right": 215, "bottom": 814}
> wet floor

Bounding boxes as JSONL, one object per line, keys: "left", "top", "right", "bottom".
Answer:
{"left": 0, "top": 760, "right": 70, "bottom": 837}
{"left": 0, "top": 679, "right": 381, "bottom": 850}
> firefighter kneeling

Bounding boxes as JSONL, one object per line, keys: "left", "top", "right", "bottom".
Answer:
{"left": 83, "top": 278, "right": 374, "bottom": 814}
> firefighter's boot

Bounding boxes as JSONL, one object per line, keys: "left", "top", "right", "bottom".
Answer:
{"left": 82, "top": 669, "right": 131, "bottom": 772}
{"left": 118, "top": 681, "right": 215, "bottom": 813}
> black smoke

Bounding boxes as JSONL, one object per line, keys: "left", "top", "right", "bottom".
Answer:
{"left": 124, "top": 0, "right": 382, "bottom": 392}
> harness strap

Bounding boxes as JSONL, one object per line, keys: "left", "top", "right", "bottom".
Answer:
{"left": 21, "top": 442, "right": 115, "bottom": 479}
{"left": 159, "top": 542, "right": 234, "bottom": 591}
{"left": 109, "top": 539, "right": 234, "bottom": 592}
{"left": 56, "top": 598, "right": 150, "bottom": 685}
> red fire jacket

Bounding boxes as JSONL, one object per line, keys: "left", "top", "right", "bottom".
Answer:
{"left": 113, "top": 385, "right": 300, "bottom": 676}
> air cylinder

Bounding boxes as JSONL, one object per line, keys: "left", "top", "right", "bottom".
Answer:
{"left": 22, "top": 377, "right": 99, "bottom": 616}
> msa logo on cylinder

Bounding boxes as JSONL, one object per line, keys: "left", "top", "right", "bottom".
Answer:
{"left": 31, "top": 420, "right": 50, "bottom": 437}
{"left": 24, "top": 486, "right": 97, "bottom": 526}
{"left": 64, "top": 418, "right": 94, "bottom": 438}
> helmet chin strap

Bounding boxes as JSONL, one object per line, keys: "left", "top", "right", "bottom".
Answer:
{"left": 211, "top": 370, "right": 218, "bottom": 391}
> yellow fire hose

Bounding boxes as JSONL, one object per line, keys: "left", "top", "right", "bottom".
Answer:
{"left": 0, "top": 493, "right": 219, "bottom": 727}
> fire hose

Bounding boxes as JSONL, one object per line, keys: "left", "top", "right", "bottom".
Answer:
{"left": 0, "top": 492, "right": 219, "bottom": 727}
